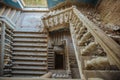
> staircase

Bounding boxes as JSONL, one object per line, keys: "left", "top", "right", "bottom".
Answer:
{"left": 12, "top": 31, "right": 48, "bottom": 77}
{"left": 0, "top": 2, "right": 120, "bottom": 80}
{"left": 68, "top": 42, "right": 77, "bottom": 66}
{"left": 48, "top": 46, "right": 55, "bottom": 70}
{"left": 42, "top": 6, "right": 120, "bottom": 80}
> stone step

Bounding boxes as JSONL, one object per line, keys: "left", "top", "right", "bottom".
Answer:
{"left": 13, "top": 38, "right": 47, "bottom": 43}
{"left": 14, "top": 31, "right": 47, "bottom": 34}
{"left": 13, "top": 48, "right": 47, "bottom": 52}
{"left": 13, "top": 34, "right": 47, "bottom": 38}
{"left": 12, "top": 71, "right": 47, "bottom": 75}
{"left": 12, "top": 61, "right": 47, "bottom": 66}
{"left": 13, "top": 47, "right": 47, "bottom": 50}
{"left": 12, "top": 56, "right": 47, "bottom": 61}
{"left": 48, "top": 61, "right": 54, "bottom": 63}
{"left": 48, "top": 64, "right": 54, "bottom": 67}
{"left": 12, "top": 43, "right": 47, "bottom": 47}
{"left": 48, "top": 54, "right": 54, "bottom": 56}
{"left": 12, "top": 52, "right": 47, "bottom": 56}
{"left": 12, "top": 66, "right": 47, "bottom": 70}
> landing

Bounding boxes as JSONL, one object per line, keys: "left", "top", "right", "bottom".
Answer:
{"left": 15, "top": 12, "right": 46, "bottom": 32}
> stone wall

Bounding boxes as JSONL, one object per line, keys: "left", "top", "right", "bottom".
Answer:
{"left": 97, "top": 0, "right": 120, "bottom": 25}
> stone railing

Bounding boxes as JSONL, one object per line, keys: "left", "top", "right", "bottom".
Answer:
{"left": 0, "top": 18, "right": 14, "bottom": 77}
{"left": 42, "top": 7, "right": 73, "bottom": 31}
{"left": 42, "top": 6, "right": 120, "bottom": 80}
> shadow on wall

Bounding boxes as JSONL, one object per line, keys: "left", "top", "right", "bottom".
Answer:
{"left": 47, "top": 0, "right": 99, "bottom": 8}
{"left": 1, "top": 0, "right": 99, "bottom": 8}
{"left": 78, "top": 0, "right": 99, "bottom": 5}
{"left": 2, "top": 0, "right": 21, "bottom": 8}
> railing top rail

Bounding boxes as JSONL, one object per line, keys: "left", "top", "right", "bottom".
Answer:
{"left": 72, "top": 7, "right": 120, "bottom": 68}
{"left": 42, "top": 6, "right": 73, "bottom": 20}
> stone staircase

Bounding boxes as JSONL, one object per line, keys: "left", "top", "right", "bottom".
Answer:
{"left": 68, "top": 42, "right": 77, "bottom": 66}
{"left": 48, "top": 46, "right": 55, "bottom": 70}
{"left": 42, "top": 6, "right": 120, "bottom": 80}
{"left": 12, "top": 31, "right": 48, "bottom": 77}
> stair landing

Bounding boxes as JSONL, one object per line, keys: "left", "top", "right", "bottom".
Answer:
{"left": 15, "top": 12, "right": 46, "bottom": 32}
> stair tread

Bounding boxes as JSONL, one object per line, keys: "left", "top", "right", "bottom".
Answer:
{"left": 13, "top": 43, "right": 47, "bottom": 46}
{"left": 12, "top": 44, "right": 47, "bottom": 47}
{"left": 48, "top": 65, "right": 54, "bottom": 66}
{"left": 13, "top": 62, "right": 47, "bottom": 65}
{"left": 12, "top": 57, "right": 47, "bottom": 61}
{"left": 14, "top": 31, "right": 47, "bottom": 34}
{"left": 48, "top": 52, "right": 54, "bottom": 53}
{"left": 12, "top": 66, "right": 47, "bottom": 70}
{"left": 13, "top": 47, "right": 47, "bottom": 50}
{"left": 12, "top": 71, "right": 47, "bottom": 74}
{"left": 13, "top": 34, "right": 47, "bottom": 38}
{"left": 48, "top": 62, "right": 54, "bottom": 63}
{"left": 13, "top": 48, "right": 47, "bottom": 52}
{"left": 12, "top": 52, "right": 47, "bottom": 56}
{"left": 13, "top": 39, "right": 47, "bottom": 42}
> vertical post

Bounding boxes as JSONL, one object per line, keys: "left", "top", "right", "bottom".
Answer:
{"left": 0, "top": 22, "right": 6, "bottom": 76}
{"left": 64, "top": 40, "right": 71, "bottom": 75}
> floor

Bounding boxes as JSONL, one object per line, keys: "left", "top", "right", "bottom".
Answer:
{"left": 15, "top": 12, "right": 46, "bottom": 31}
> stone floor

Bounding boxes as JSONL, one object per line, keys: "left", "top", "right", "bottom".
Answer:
{"left": 15, "top": 12, "right": 46, "bottom": 31}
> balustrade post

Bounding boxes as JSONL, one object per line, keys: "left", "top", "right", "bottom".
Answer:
{"left": 0, "top": 22, "right": 6, "bottom": 76}
{"left": 64, "top": 40, "right": 71, "bottom": 76}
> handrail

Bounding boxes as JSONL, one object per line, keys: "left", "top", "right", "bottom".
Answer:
{"left": 0, "top": 16, "right": 14, "bottom": 76}
{"left": 42, "top": 6, "right": 120, "bottom": 79}
{"left": 42, "top": 7, "right": 73, "bottom": 31}
{"left": 43, "top": 7, "right": 73, "bottom": 19}
{"left": 0, "top": 16, "right": 15, "bottom": 30}
{"left": 72, "top": 7, "right": 120, "bottom": 68}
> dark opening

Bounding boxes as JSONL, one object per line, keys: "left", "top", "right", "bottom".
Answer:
{"left": 55, "top": 53, "right": 64, "bottom": 69}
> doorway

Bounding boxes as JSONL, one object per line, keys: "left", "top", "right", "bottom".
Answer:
{"left": 55, "top": 53, "right": 64, "bottom": 69}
